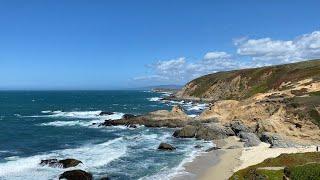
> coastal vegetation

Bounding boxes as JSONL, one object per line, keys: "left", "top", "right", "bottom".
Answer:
{"left": 230, "top": 152, "right": 320, "bottom": 180}
{"left": 177, "top": 59, "right": 320, "bottom": 100}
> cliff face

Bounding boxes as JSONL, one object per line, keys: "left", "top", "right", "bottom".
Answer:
{"left": 176, "top": 59, "right": 320, "bottom": 101}
{"left": 177, "top": 59, "right": 320, "bottom": 143}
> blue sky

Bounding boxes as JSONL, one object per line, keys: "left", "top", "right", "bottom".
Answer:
{"left": 0, "top": 0, "right": 319, "bottom": 90}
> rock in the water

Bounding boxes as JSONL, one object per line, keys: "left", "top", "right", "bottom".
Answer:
{"left": 260, "top": 132, "right": 297, "bottom": 148}
{"left": 59, "top": 159, "right": 83, "bottom": 168}
{"left": 99, "top": 111, "right": 114, "bottom": 116}
{"left": 230, "top": 121, "right": 252, "bottom": 135}
{"left": 158, "top": 143, "right": 176, "bottom": 151}
{"left": 239, "top": 132, "right": 261, "bottom": 147}
{"left": 40, "top": 159, "right": 60, "bottom": 167}
{"left": 100, "top": 177, "right": 110, "bottom": 180}
{"left": 205, "top": 146, "right": 221, "bottom": 152}
{"left": 59, "top": 170, "right": 92, "bottom": 180}
{"left": 100, "top": 116, "right": 187, "bottom": 128}
{"left": 227, "top": 145, "right": 241, "bottom": 149}
{"left": 123, "top": 114, "right": 135, "bottom": 120}
{"left": 194, "top": 145, "right": 203, "bottom": 148}
{"left": 40, "top": 158, "right": 82, "bottom": 168}
{"left": 127, "top": 124, "right": 137, "bottom": 128}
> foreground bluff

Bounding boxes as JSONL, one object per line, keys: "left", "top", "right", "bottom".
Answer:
{"left": 99, "top": 105, "right": 190, "bottom": 128}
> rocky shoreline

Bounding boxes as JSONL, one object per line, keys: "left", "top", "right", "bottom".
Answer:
{"left": 49, "top": 90, "right": 318, "bottom": 179}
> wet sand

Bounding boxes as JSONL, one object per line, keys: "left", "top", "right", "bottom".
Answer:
{"left": 173, "top": 136, "right": 243, "bottom": 180}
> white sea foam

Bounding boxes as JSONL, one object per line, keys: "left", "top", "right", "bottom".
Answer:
{"left": 185, "top": 103, "right": 208, "bottom": 111}
{"left": 147, "top": 97, "right": 162, "bottom": 102}
{"left": 0, "top": 138, "right": 127, "bottom": 180}
{"left": 39, "top": 112, "right": 124, "bottom": 127}
{"left": 140, "top": 141, "right": 214, "bottom": 180}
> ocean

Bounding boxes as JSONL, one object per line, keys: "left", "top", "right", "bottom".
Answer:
{"left": 0, "top": 91, "right": 211, "bottom": 180}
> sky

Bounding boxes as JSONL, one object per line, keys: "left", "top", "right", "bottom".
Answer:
{"left": 0, "top": 0, "right": 320, "bottom": 90}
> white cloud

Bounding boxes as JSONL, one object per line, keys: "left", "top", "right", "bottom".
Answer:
{"left": 203, "top": 51, "right": 231, "bottom": 60}
{"left": 135, "top": 30, "right": 320, "bottom": 84}
{"left": 135, "top": 52, "right": 245, "bottom": 83}
{"left": 236, "top": 31, "right": 320, "bottom": 64}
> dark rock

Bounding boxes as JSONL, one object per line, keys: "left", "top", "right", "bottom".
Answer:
{"left": 158, "top": 143, "right": 176, "bottom": 151}
{"left": 239, "top": 132, "right": 261, "bottom": 147}
{"left": 260, "top": 132, "right": 297, "bottom": 148}
{"left": 127, "top": 124, "right": 137, "bottom": 128}
{"left": 100, "top": 116, "right": 187, "bottom": 128}
{"left": 59, "top": 170, "right": 93, "bottom": 180}
{"left": 40, "top": 158, "right": 82, "bottom": 168}
{"left": 123, "top": 114, "right": 135, "bottom": 120}
{"left": 59, "top": 159, "right": 83, "bottom": 168}
{"left": 205, "top": 146, "right": 221, "bottom": 152}
{"left": 99, "top": 111, "right": 114, "bottom": 116}
{"left": 283, "top": 167, "right": 291, "bottom": 179}
{"left": 40, "top": 159, "right": 59, "bottom": 167}
{"left": 295, "top": 123, "right": 302, "bottom": 128}
{"left": 100, "top": 177, "right": 110, "bottom": 180}
{"left": 194, "top": 145, "right": 203, "bottom": 148}
{"left": 230, "top": 121, "right": 252, "bottom": 135}
{"left": 227, "top": 145, "right": 241, "bottom": 149}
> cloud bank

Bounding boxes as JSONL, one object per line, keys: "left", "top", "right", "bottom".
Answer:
{"left": 135, "top": 31, "right": 320, "bottom": 83}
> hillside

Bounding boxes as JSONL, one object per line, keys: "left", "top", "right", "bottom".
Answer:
{"left": 176, "top": 59, "right": 320, "bottom": 143}
{"left": 176, "top": 59, "right": 320, "bottom": 101}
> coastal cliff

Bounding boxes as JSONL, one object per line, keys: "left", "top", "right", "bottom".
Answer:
{"left": 176, "top": 59, "right": 320, "bottom": 101}
{"left": 175, "top": 59, "right": 320, "bottom": 144}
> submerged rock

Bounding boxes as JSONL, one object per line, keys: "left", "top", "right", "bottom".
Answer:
{"left": 99, "top": 111, "right": 114, "bottom": 116}
{"left": 158, "top": 143, "right": 176, "bottom": 151}
{"left": 40, "top": 158, "right": 82, "bottom": 168}
{"left": 40, "top": 159, "right": 60, "bottom": 167}
{"left": 59, "top": 170, "right": 92, "bottom": 180}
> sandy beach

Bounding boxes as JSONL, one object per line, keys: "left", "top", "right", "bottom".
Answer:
{"left": 173, "top": 136, "right": 244, "bottom": 180}
{"left": 174, "top": 137, "right": 318, "bottom": 180}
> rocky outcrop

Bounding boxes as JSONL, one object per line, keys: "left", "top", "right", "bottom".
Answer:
{"left": 123, "top": 114, "right": 136, "bottom": 120}
{"left": 100, "top": 116, "right": 187, "bottom": 128}
{"left": 260, "top": 132, "right": 298, "bottom": 148}
{"left": 173, "top": 123, "right": 233, "bottom": 140}
{"left": 158, "top": 143, "right": 176, "bottom": 151}
{"left": 99, "top": 112, "right": 114, "bottom": 116}
{"left": 100, "top": 105, "right": 189, "bottom": 128}
{"left": 59, "top": 170, "right": 92, "bottom": 180}
{"left": 40, "top": 158, "right": 82, "bottom": 168}
{"left": 239, "top": 132, "right": 261, "bottom": 147}
{"left": 229, "top": 121, "right": 252, "bottom": 136}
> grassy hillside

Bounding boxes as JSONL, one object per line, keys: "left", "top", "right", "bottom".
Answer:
{"left": 230, "top": 152, "right": 320, "bottom": 180}
{"left": 178, "top": 59, "right": 320, "bottom": 100}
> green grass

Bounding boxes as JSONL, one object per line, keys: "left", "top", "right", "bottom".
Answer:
{"left": 230, "top": 152, "right": 320, "bottom": 180}
{"left": 309, "top": 109, "right": 320, "bottom": 127}
{"left": 184, "top": 59, "right": 320, "bottom": 99}
{"left": 310, "top": 91, "right": 320, "bottom": 96}
{"left": 290, "top": 163, "right": 320, "bottom": 180}
{"left": 256, "top": 169, "right": 283, "bottom": 180}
